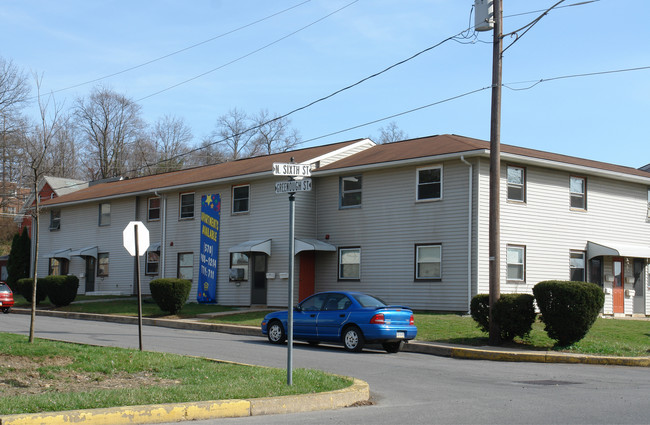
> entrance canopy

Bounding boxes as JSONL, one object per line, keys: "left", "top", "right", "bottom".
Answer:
{"left": 44, "top": 248, "right": 71, "bottom": 260}
{"left": 69, "top": 246, "right": 98, "bottom": 259}
{"left": 587, "top": 241, "right": 650, "bottom": 259}
{"left": 295, "top": 238, "right": 336, "bottom": 254}
{"left": 228, "top": 239, "right": 272, "bottom": 256}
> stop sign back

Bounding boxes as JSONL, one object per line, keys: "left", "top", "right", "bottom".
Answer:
{"left": 123, "top": 221, "right": 150, "bottom": 256}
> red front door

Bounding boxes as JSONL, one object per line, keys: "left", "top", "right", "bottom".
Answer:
{"left": 298, "top": 251, "right": 315, "bottom": 302}
{"left": 612, "top": 258, "right": 624, "bottom": 314}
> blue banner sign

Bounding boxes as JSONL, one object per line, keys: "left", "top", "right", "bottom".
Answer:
{"left": 198, "top": 194, "right": 220, "bottom": 303}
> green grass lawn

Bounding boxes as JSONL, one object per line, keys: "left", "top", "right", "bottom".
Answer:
{"left": 0, "top": 333, "right": 351, "bottom": 415}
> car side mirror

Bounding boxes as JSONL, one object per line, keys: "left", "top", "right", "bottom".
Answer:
{"left": 294, "top": 305, "right": 302, "bottom": 312}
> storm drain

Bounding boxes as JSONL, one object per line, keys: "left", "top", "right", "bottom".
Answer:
{"left": 515, "top": 380, "right": 582, "bottom": 386}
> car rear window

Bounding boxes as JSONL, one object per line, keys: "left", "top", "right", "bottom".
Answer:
{"left": 352, "top": 293, "right": 386, "bottom": 308}
{"left": 0, "top": 283, "right": 11, "bottom": 293}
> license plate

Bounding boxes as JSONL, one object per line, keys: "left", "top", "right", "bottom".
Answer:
{"left": 396, "top": 331, "right": 405, "bottom": 338}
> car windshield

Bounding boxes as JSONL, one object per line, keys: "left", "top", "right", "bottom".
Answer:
{"left": 0, "top": 283, "right": 10, "bottom": 293}
{"left": 352, "top": 293, "right": 386, "bottom": 308}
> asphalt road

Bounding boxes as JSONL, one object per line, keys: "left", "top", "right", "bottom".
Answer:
{"left": 3, "top": 314, "right": 650, "bottom": 424}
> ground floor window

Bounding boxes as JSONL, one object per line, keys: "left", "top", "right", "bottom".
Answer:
{"left": 570, "top": 250, "right": 586, "bottom": 281}
{"left": 49, "top": 258, "right": 69, "bottom": 275}
{"left": 229, "top": 252, "right": 249, "bottom": 281}
{"left": 589, "top": 257, "right": 603, "bottom": 287}
{"left": 506, "top": 245, "right": 525, "bottom": 282}
{"left": 415, "top": 244, "right": 441, "bottom": 280}
{"left": 97, "top": 253, "right": 109, "bottom": 276}
{"left": 146, "top": 251, "right": 160, "bottom": 275}
{"left": 178, "top": 252, "right": 194, "bottom": 281}
{"left": 338, "top": 247, "right": 360, "bottom": 280}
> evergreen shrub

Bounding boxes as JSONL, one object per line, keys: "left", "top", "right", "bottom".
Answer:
{"left": 45, "top": 275, "right": 80, "bottom": 307}
{"left": 493, "top": 293, "right": 536, "bottom": 341}
{"left": 15, "top": 278, "right": 48, "bottom": 304}
{"left": 533, "top": 280, "right": 604, "bottom": 346}
{"left": 470, "top": 294, "right": 490, "bottom": 334}
{"left": 149, "top": 278, "right": 192, "bottom": 314}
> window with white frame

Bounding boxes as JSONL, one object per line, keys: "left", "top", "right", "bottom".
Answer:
{"left": 99, "top": 203, "right": 111, "bottom": 226}
{"left": 148, "top": 197, "right": 160, "bottom": 221}
{"left": 570, "top": 250, "right": 586, "bottom": 281}
{"left": 50, "top": 209, "right": 61, "bottom": 230}
{"left": 338, "top": 247, "right": 360, "bottom": 280}
{"left": 507, "top": 166, "right": 526, "bottom": 202}
{"left": 229, "top": 252, "right": 249, "bottom": 281}
{"left": 340, "top": 175, "right": 362, "bottom": 208}
{"left": 178, "top": 252, "right": 194, "bottom": 281}
{"left": 232, "top": 185, "right": 250, "bottom": 214}
{"left": 570, "top": 176, "right": 586, "bottom": 209}
{"left": 180, "top": 192, "right": 194, "bottom": 219}
{"left": 49, "top": 258, "right": 69, "bottom": 275}
{"left": 417, "top": 166, "right": 442, "bottom": 201}
{"left": 506, "top": 245, "right": 525, "bottom": 282}
{"left": 415, "top": 244, "right": 442, "bottom": 280}
{"left": 97, "top": 253, "right": 109, "bottom": 276}
{"left": 146, "top": 251, "right": 159, "bottom": 275}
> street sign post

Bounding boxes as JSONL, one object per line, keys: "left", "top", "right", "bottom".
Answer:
{"left": 272, "top": 162, "right": 311, "bottom": 177}
{"left": 275, "top": 178, "right": 312, "bottom": 194}
{"left": 122, "top": 221, "right": 149, "bottom": 351}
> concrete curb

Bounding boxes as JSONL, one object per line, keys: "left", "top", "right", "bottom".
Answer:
{"left": 11, "top": 308, "right": 650, "bottom": 366}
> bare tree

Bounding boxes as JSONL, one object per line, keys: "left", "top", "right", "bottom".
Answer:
{"left": 148, "top": 115, "right": 193, "bottom": 173}
{"left": 377, "top": 121, "right": 408, "bottom": 144}
{"left": 45, "top": 113, "right": 81, "bottom": 179}
{"left": 0, "top": 57, "right": 30, "bottom": 212}
{"left": 186, "top": 137, "right": 227, "bottom": 167}
{"left": 74, "top": 86, "right": 145, "bottom": 180}
{"left": 208, "top": 108, "right": 257, "bottom": 161}
{"left": 20, "top": 75, "right": 63, "bottom": 343}
{"left": 250, "top": 109, "right": 300, "bottom": 156}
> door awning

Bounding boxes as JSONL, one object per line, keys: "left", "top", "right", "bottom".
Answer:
{"left": 147, "top": 242, "right": 161, "bottom": 252}
{"left": 587, "top": 241, "right": 650, "bottom": 259}
{"left": 69, "top": 246, "right": 98, "bottom": 259}
{"left": 228, "top": 239, "right": 272, "bottom": 256}
{"left": 295, "top": 238, "right": 336, "bottom": 254}
{"left": 44, "top": 248, "right": 71, "bottom": 260}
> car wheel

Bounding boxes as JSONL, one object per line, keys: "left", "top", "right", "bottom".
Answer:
{"left": 1, "top": 307, "right": 10, "bottom": 314}
{"left": 267, "top": 320, "right": 286, "bottom": 344}
{"left": 382, "top": 341, "right": 404, "bottom": 353}
{"left": 342, "top": 325, "right": 365, "bottom": 352}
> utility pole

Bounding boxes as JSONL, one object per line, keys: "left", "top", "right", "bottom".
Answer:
{"left": 488, "top": 0, "right": 503, "bottom": 345}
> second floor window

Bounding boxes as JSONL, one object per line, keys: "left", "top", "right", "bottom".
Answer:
{"left": 570, "top": 176, "right": 586, "bottom": 210}
{"left": 148, "top": 197, "right": 161, "bottom": 221}
{"left": 50, "top": 209, "right": 61, "bottom": 230}
{"left": 232, "top": 185, "right": 250, "bottom": 214}
{"left": 180, "top": 193, "right": 195, "bottom": 219}
{"left": 99, "top": 203, "right": 111, "bottom": 226}
{"left": 340, "top": 175, "right": 362, "bottom": 208}
{"left": 507, "top": 166, "right": 525, "bottom": 202}
{"left": 417, "top": 166, "right": 442, "bottom": 201}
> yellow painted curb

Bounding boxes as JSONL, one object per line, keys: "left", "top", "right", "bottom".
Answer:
{"left": 0, "top": 400, "right": 250, "bottom": 425}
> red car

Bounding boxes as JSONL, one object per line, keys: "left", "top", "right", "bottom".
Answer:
{"left": 0, "top": 282, "right": 14, "bottom": 314}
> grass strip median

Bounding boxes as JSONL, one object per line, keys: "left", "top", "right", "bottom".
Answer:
{"left": 0, "top": 333, "right": 351, "bottom": 416}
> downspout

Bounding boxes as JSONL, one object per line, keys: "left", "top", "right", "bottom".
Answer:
{"left": 460, "top": 156, "right": 473, "bottom": 314}
{"left": 155, "top": 191, "right": 166, "bottom": 278}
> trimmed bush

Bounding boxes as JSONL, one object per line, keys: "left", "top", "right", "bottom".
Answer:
{"left": 533, "top": 280, "right": 604, "bottom": 346}
{"left": 45, "top": 275, "right": 80, "bottom": 307}
{"left": 15, "top": 278, "right": 48, "bottom": 305}
{"left": 493, "top": 293, "right": 536, "bottom": 341}
{"left": 149, "top": 278, "right": 192, "bottom": 315}
{"left": 470, "top": 294, "right": 490, "bottom": 334}
{"left": 471, "top": 293, "right": 536, "bottom": 341}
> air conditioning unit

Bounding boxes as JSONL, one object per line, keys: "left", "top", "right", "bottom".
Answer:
{"left": 229, "top": 268, "right": 245, "bottom": 281}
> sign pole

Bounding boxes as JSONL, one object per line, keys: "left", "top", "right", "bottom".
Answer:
{"left": 287, "top": 179, "right": 295, "bottom": 386}
{"left": 134, "top": 224, "right": 143, "bottom": 351}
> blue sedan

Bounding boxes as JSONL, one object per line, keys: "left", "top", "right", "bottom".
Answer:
{"left": 261, "top": 291, "right": 417, "bottom": 353}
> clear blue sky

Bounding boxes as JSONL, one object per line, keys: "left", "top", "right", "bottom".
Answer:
{"left": 2, "top": 0, "right": 648, "bottom": 168}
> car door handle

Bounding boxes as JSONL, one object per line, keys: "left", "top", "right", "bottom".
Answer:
{"left": 339, "top": 314, "right": 345, "bottom": 317}
{"left": 310, "top": 314, "right": 316, "bottom": 317}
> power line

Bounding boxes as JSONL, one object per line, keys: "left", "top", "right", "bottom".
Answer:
{"left": 135, "top": 0, "right": 359, "bottom": 102}
{"left": 502, "top": 65, "right": 650, "bottom": 91}
{"left": 26, "top": 0, "right": 312, "bottom": 101}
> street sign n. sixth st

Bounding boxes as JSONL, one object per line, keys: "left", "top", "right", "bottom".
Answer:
{"left": 272, "top": 162, "right": 311, "bottom": 177}
{"left": 275, "top": 178, "right": 312, "bottom": 194}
